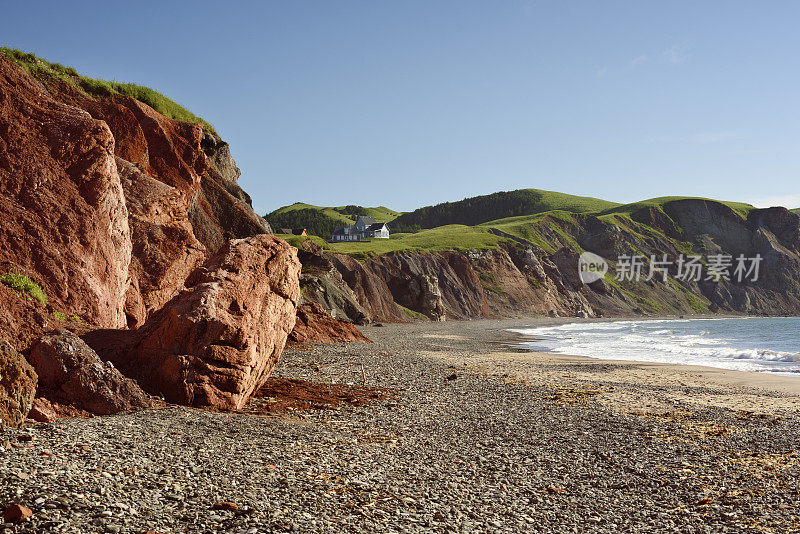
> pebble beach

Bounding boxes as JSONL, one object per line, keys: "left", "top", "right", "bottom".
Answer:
{"left": 2, "top": 318, "right": 800, "bottom": 533}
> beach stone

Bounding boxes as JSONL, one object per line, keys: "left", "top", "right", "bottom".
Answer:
{"left": 212, "top": 502, "right": 238, "bottom": 511}
{"left": 3, "top": 504, "right": 33, "bottom": 523}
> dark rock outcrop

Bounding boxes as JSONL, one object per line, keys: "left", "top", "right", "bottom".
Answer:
{"left": 29, "top": 330, "right": 154, "bottom": 416}
{"left": 295, "top": 240, "right": 370, "bottom": 324}
{"left": 328, "top": 253, "right": 408, "bottom": 323}
{"left": 84, "top": 235, "right": 301, "bottom": 410}
{"left": 189, "top": 132, "right": 273, "bottom": 254}
{"left": 0, "top": 340, "right": 37, "bottom": 427}
{"left": 363, "top": 251, "right": 490, "bottom": 320}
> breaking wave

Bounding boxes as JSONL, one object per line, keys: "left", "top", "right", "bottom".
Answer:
{"left": 512, "top": 317, "right": 800, "bottom": 374}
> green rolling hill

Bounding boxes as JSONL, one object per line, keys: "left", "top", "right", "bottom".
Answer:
{"left": 594, "top": 196, "right": 755, "bottom": 219}
{"left": 266, "top": 193, "right": 791, "bottom": 257}
{"left": 265, "top": 203, "right": 400, "bottom": 238}
{"left": 388, "top": 189, "right": 619, "bottom": 232}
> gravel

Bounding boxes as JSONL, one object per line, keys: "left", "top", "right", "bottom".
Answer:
{"left": 2, "top": 319, "right": 799, "bottom": 533}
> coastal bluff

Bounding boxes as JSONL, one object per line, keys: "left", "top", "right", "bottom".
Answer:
{"left": 0, "top": 54, "right": 301, "bottom": 425}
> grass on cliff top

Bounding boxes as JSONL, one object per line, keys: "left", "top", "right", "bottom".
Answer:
{"left": 271, "top": 203, "right": 401, "bottom": 225}
{"left": 0, "top": 272, "right": 47, "bottom": 305}
{"left": 0, "top": 47, "right": 217, "bottom": 135}
{"left": 326, "top": 225, "right": 508, "bottom": 255}
{"left": 281, "top": 195, "right": 764, "bottom": 257}
{"left": 275, "top": 233, "right": 333, "bottom": 251}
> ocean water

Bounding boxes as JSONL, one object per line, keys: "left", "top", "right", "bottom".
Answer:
{"left": 512, "top": 317, "right": 800, "bottom": 375}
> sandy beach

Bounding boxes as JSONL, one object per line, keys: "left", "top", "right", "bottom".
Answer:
{"left": 415, "top": 318, "right": 800, "bottom": 416}
{"left": 2, "top": 317, "right": 800, "bottom": 533}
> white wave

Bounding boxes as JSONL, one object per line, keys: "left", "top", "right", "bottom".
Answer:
{"left": 510, "top": 318, "right": 800, "bottom": 374}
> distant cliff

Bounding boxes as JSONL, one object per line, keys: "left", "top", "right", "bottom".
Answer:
{"left": 296, "top": 199, "right": 800, "bottom": 321}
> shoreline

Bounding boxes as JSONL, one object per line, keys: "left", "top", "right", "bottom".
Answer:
{"left": 364, "top": 317, "right": 800, "bottom": 415}
{"left": 4, "top": 316, "right": 800, "bottom": 532}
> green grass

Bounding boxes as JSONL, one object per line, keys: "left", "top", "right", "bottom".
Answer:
{"left": 792, "top": 208, "right": 800, "bottom": 214}
{"left": 475, "top": 211, "right": 579, "bottom": 253}
{"left": 399, "top": 305, "right": 428, "bottom": 321}
{"left": 0, "top": 47, "right": 217, "bottom": 135}
{"left": 274, "top": 233, "right": 333, "bottom": 250}
{"left": 0, "top": 273, "right": 47, "bottom": 305}
{"left": 270, "top": 203, "right": 400, "bottom": 224}
{"left": 498, "top": 189, "right": 618, "bottom": 213}
{"left": 390, "top": 188, "right": 620, "bottom": 231}
{"left": 594, "top": 196, "right": 755, "bottom": 219}
{"left": 331, "top": 225, "right": 508, "bottom": 255}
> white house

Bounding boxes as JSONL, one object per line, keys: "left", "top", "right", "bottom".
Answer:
{"left": 331, "top": 216, "right": 390, "bottom": 242}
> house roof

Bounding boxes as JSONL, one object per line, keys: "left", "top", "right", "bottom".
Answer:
{"left": 332, "top": 226, "right": 347, "bottom": 235}
{"left": 355, "top": 216, "right": 376, "bottom": 226}
{"left": 367, "top": 223, "right": 388, "bottom": 231}
{"left": 278, "top": 228, "right": 293, "bottom": 235}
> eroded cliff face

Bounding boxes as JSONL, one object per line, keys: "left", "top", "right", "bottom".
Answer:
{"left": 0, "top": 56, "right": 131, "bottom": 335}
{"left": 294, "top": 201, "right": 800, "bottom": 322}
{"left": 0, "top": 56, "right": 278, "bottom": 327}
{"left": 189, "top": 131, "right": 273, "bottom": 255}
{"left": 0, "top": 56, "right": 298, "bottom": 414}
{"left": 363, "top": 251, "right": 490, "bottom": 321}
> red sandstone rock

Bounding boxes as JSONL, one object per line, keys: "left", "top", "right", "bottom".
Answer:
{"left": 289, "top": 302, "right": 372, "bottom": 345}
{"left": 85, "top": 235, "right": 301, "bottom": 410}
{"left": 68, "top": 93, "right": 269, "bottom": 322}
{"left": 0, "top": 341, "right": 37, "bottom": 428}
{"left": 115, "top": 157, "right": 206, "bottom": 326}
{"left": 2, "top": 504, "right": 33, "bottom": 523}
{"left": 84, "top": 98, "right": 210, "bottom": 323}
{"left": 29, "top": 330, "right": 155, "bottom": 416}
{"left": 0, "top": 56, "right": 132, "bottom": 329}
{"left": 27, "top": 397, "right": 92, "bottom": 422}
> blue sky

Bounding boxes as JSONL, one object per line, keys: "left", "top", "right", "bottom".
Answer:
{"left": 2, "top": 1, "right": 799, "bottom": 213}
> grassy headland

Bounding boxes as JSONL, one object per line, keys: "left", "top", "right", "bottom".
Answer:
{"left": 595, "top": 196, "right": 755, "bottom": 219}
{"left": 271, "top": 193, "right": 762, "bottom": 259}
{"left": 0, "top": 47, "right": 217, "bottom": 135}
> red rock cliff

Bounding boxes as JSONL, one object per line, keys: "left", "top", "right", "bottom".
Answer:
{"left": 0, "top": 56, "right": 132, "bottom": 335}
{"left": 0, "top": 55, "right": 299, "bottom": 413}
